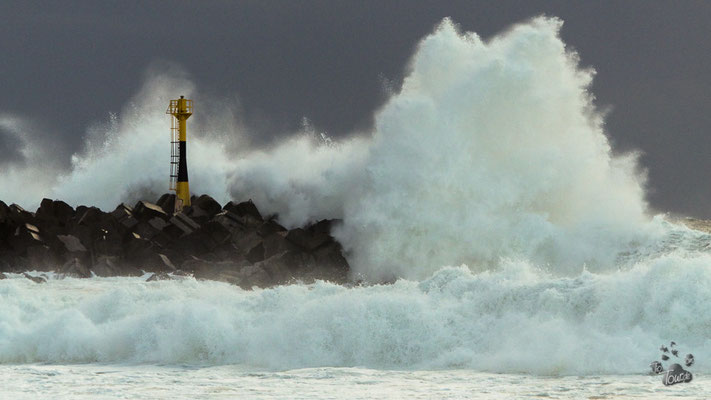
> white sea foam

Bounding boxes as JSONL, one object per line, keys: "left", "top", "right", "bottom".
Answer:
{"left": 1, "top": 234, "right": 710, "bottom": 376}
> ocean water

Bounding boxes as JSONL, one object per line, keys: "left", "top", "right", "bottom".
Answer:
{"left": 3, "top": 365, "right": 710, "bottom": 399}
{"left": 2, "top": 15, "right": 711, "bottom": 398}
{"left": 1, "top": 260, "right": 711, "bottom": 399}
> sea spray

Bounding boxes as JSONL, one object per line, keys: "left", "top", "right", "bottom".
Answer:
{"left": 0, "top": 66, "right": 242, "bottom": 210}
{"left": 229, "top": 17, "right": 656, "bottom": 280}
{"left": 0, "top": 114, "right": 69, "bottom": 205}
{"left": 50, "top": 69, "right": 241, "bottom": 209}
{"left": 332, "top": 18, "right": 653, "bottom": 280}
{"left": 0, "top": 17, "right": 691, "bottom": 284}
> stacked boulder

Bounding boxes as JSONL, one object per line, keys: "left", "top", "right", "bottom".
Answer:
{"left": 0, "top": 195, "right": 349, "bottom": 288}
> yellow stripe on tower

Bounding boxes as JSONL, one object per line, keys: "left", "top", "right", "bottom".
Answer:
{"left": 167, "top": 96, "right": 193, "bottom": 212}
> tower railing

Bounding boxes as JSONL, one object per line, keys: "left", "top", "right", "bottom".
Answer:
{"left": 169, "top": 114, "right": 179, "bottom": 190}
{"left": 166, "top": 99, "right": 193, "bottom": 115}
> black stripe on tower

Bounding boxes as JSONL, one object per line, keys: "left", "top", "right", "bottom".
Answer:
{"left": 178, "top": 141, "right": 188, "bottom": 182}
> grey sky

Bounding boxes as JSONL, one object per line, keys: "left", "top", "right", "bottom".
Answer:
{"left": 2, "top": 1, "right": 710, "bottom": 216}
{"left": 0, "top": 125, "right": 24, "bottom": 166}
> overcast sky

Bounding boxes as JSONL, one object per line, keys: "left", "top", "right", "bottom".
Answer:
{"left": 2, "top": 1, "right": 710, "bottom": 217}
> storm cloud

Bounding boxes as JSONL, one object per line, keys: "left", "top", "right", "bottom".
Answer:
{"left": 1, "top": 1, "right": 710, "bottom": 216}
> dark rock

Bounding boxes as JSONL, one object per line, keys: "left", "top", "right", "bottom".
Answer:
{"left": 147, "top": 217, "right": 168, "bottom": 231}
{"left": 306, "top": 220, "right": 343, "bottom": 250}
{"left": 197, "top": 221, "right": 231, "bottom": 246}
{"left": 186, "top": 195, "right": 222, "bottom": 221}
{"left": 213, "top": 210, "right": 243, "bottom": 232}
{"left": 262, "top": 232, "right": 298, "bottom": 259}
{"left": 23, "top": 272, "right": 46, "bottom": 284}
{"left": 257, "top": 220, "right": 287, "bottom": 237}
{"left": 124, "top": 265, "right": 146, "bottom": 277}
{"left": 313, "top": 241, "right": 348, "bottom": 266}
{"left": 0, "top": 201, "right": 14, "bottom": 244}
{"left": 0, "top": 272, "right": 6, "bottom": 279}
{"left": 91, "top": 228, "right": 124, "bottom": 257}
{"left": 70, "top": 207, "right": 125, "bottom": 259}
{"left": 212, "top": 270, "right": 243, "bottom": 285}
{"left": 200, "top": 240, "right": 240, "bottom": 263}
{"left": 134, "top": 218, "right": 172, "bottom": 248}
{"left": 111, "top": 203, "right": 138, "bottom": 229}
{"left": 74, "top": 205, "right": 88, "bottom": 219}
{"left": 0, "top": 196, "right": 350, "bottom": 285}
{"left": 165, "top": 212, "right": 200, "bottom": 237}
{"left": 311, "top": 242, "right": 349, "bottom": 282}
{"left": 181, "top": 258, "right": 243, "bottom": 284}
{"left": 54, "top": 200, "right": 75, "bottom": 223}
{"left": 132, "top": 221, "right": 162, "bottom": 241}
{"left": 36, "top": 198, "right": 74, "bottom": 227}
{"left": 146, "top": 271, "right": 172, "bottom": 281}
{"left": 69, "top": 223, "right": 93, "bottom": 249}
{"left": 25, "top": 245, "right": 56, "bottom": 271}
{"left": 150, "top": 232, "right": 174, "bottom": 250}
{"left": 57, "top": 234, "right": 88, "bottom": 253}
{"left": 156, "top": 193, "right": 176, "bottom": 215}
{"left": 138, "top": 253, "right": 177, "bottom": 273}
{"left": 6, "top": 256, "right": 27, "bottom": 272}
{"left": 255, "top": 250, "right": 312, "bottom": 286}
{"left": 0, "top": 201, "right": 12, "bottom": 223}
{"left": 232, "top": 231, "right": 263, "bottom": 253}
{"left": 60, "top": 257, "right": 91, "bottom": 278}
{"left": 111, "top": 203, "right": 133, "bottom": 218}
{"left": 245, "top": 242, "right": 265, "bottom": 263}
{"left": 224, "top": 200, "right": 263, "bottom": 223}
{"left": 55, "top": 234, "right": 90, "bottom": 266}
{"left": 0, "top": 201, "right": 9, "bottom": 221}
{"left": 8, "top": 204, "right": 34, "bottom": 225}
{"left": 76, "top": 207, "right": 106, "bottom": 227}
{"left": 123, "top": 234, "right": 156, "bottom": 262}
{"left": 309, "top": 219, "right": 340, "bottom": 235}
{"left": 123, "top": 233, "right": 175, "bottom": 272}
{"left": 0, "top": 258, "right": 9, "bottom": 272}
{"left": 119, "top": 216, "right": 139, "bottom": 230}
{"left": 9, "top": 223, "right": 44, "bottom": 254}
{"left": 132, "top": 201, "right": 168, "bottom": 221}
{"left": 237, "top": 264, "right": 271, "bottom": 288}
{"left": 90, "top": 255, "right": 142, "bottom": 277}
{"left": 178, "top": 257, "right": 206, "bottom": 273}
{"left": 91, "top": 255, "right": 120, "bottom": 277}
{"left": 286, "top": 228, "right": 331, "bottom": 252}
{"left": 184, "top": 258, "right": 249, "bottom": 281}
{"left": 175, "top": 221, "right": 232, "bottom": 257}
{"left": 36, "top": 198, "right": 55, "bottom": 218}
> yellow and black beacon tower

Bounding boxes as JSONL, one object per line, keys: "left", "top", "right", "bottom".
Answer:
{"left": 167, "top": 96, "right": 193, "bottom": 212}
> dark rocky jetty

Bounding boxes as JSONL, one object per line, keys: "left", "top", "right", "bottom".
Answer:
{"left": 0, "top": 195, "right": 349, "bottom": 288}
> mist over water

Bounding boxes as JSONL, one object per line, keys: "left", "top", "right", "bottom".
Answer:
{"left": 2, "top": 17, "right": 711, "bottom": 375}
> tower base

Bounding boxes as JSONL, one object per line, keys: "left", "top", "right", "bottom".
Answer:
{"left": 175, "top": 181, "right": 191, "bottom": 212}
